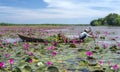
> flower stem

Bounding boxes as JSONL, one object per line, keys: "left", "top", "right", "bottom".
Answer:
{"left": 10, "top": 64, "right": 12, "bottom": 71}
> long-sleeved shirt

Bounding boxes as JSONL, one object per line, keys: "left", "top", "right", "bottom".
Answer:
{"left": 79, "top": 32, "right": 92, "bottom": 39}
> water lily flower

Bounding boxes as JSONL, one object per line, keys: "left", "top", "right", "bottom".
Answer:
{"left": 27, "top": 52, "right": 33, "bottom": 56}
{"left": 85, "top": 51, "right": 93, "bottom": 57}
{"left": 13, "top": 42, "right": 17, "bottom": 45}
{"left": 28, "top": 59, "right": 32, "bottom": 63}
{"left": 108, "top": 61, "right": 111, "bottom": 66}
{"left": 23, "top": 43, "right": 28, "bottom": 50}
{"left": 102, "top": 43, "right": 108, "bottom": 48}
{"left": 51, "top": 51, "right": 57, "bottom": 56}
{"left": 118, "top": 43, "right": 120, "bottom": 47}
{"left": 4, "top": 53, "right": 9, "bottom": 58}
{"left": 46, "top": 61, "right": 52, "bottom": 66}
{"left": 104, "top": 31, "right": 109, "bottom": 36}
{"left": 44, "top": 40, "right": 48, "bottom": 45}
{"left": 98, "top": 60, "right": 103, "bottom": 65}
{"left": 32, "top": 36, "right": 34, "bottom": 38}
{"left": 46, "top": 46, "right": 55, "bottom": 50}
{"left": 72, "top": 39, "right": 76, "bottom": 44}
{"left": 111, "top": 64, "right": 119, "bottom": 70}
{"left": 46, "top": 47, "right": 51, "bottom": 50}
{"left": 50, "top": 46, "right": 55, "bottom": 50}
{"left": 48, "top": 33, "right": 51, "bottom": 36}
{"left": 0, "top": 62, "right": 5, "bottom": 68}
{"left": 8, "top": 58, "right": 14, "bottom": 65}
{"left": 52, "top": 41, "right": 57, "bottom": 45}
{"left": 63, "top": 38, "right": 67, "bottom": 43}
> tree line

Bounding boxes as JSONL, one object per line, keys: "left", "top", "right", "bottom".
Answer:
{"left": 0, "top": 23, "right": 89, "bottom": 26}
{"left": 90, "top": 13, "right": 120, "bottom": 26}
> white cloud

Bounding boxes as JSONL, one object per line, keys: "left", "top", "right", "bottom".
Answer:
{"left": 0, "top": 0, "right": 120, "bottom": 23}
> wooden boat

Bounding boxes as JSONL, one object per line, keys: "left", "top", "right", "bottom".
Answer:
{"left": 18, "top": 34, "right": 82, "bottom": 43}
{"left": 18, "top": 34, "right": 44, "bottom": 42}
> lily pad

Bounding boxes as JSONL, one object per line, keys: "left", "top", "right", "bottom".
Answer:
{"left": 47, "top": 66, "right": 59, "bottom": 72}
{"left": 35, "top": 67, "right": 46, "bottom": 72}
{"left": 93, "top": 70, "right": 105, "bottom": 72}
{"left": 22, "top": 66, "right": 32, "bottom": 72}
{"left": 12, "top": 67, "right": 21, "bottom": 72}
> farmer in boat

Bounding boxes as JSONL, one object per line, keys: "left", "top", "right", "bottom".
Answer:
{"left": 79, "top": 27, "right": 93, "bottom": 41}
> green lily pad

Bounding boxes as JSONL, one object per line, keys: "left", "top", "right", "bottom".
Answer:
{"left": 47, "top": 66, "right": 59, "bottom": 72}
{"left": 35, "top": 67, "right": 46, "bottom": 72}
{"left": 22, "top": 66, "right": 32, "bottom": 72}
{"left": 18, "top": 61, "right": 27, "bottom": 68}
{"left": 12, "top": 67, "right": 21, "bottom": 72}
{"left": 78, "top": 49, "right": 86, "bottom": 52}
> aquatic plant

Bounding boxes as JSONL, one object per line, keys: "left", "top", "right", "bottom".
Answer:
{"left": 0, "top": 62, "right": 5, "bottom": 68}
{"left": 85, "top": 51, "right": 93, "bottom": 57}
{"left": 46, "top": 61, "right": 52, "bottom": 66}
{"left": 8, "top": 58, "right": 14, "bottom": 70}
{"left": 0, "top": 26, "right": 120, "bottom": 72}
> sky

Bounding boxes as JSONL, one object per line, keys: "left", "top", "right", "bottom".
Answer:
{"left": 0, "top": 0, "right": 120, "bottom": 24}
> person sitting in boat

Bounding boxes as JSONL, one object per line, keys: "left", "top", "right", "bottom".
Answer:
{"left": 79, "top": 29, "right": 93, "bottom": 41}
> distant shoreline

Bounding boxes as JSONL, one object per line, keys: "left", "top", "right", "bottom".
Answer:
{"left": 0, "top": 23, "right": 89, "bottom": 26}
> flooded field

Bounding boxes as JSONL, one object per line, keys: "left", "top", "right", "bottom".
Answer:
{"left": 0, "top": 26, "right": 120, "bottom": 72}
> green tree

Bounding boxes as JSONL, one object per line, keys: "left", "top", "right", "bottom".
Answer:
{"left": 114, "top": 17, "right": 120, "bottom": 26}
{"left": 90, "top": 13, "right": 120, "bottom": 26}
{"left": 90, "top": 20, "right": 100, "bottom": 26}
{"left": 105, "top": 13, "right": 119, "bottom": 25}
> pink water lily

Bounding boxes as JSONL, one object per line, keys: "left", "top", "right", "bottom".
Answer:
{"left": 46, "top": 46, "right": 55, "bottom": 50}
{"left": 112, "top": 64, "right": 119, "bottom": 70}
{"left": 48, "top": 33, "right": 51, "bottom": 36}
{"left": 23, "top": 43, "right": 28, "bottom": 50}
{"left": 102, "top": 43, "right": 108, "bottom": 48}
{"left": 13, "top": 42, "right": 17, "bottom": 45}
{"left": 27, "top": 52, "right": 33, "bottom": 56}
{"left": 85, "top": 51, "right": 93, "bottom": 57}
{"left": 0, "top": 62, "right": 5, "bottom": 68}
{"left": 44, "top": 40, "right": 48, "bottom": 45}
{"left": 46, "top": 61, "right": 52, "bottom": 66}
{"left": 46, "top": 47, "right": 51, "bottom": 50}
{"left": 72, "top": 39, "right": 76, "bottom": 44}
{"left": 4, "top": 53, "right": 9, "bottom": 58}
{"left": 28, "top": 59, "right": 32, "bottom": 63}
{"left": 98, "top": 60, "right": 103, "bottom": 65}
{"left": 8, "top": 58, "right": 14, "bottom": 65}
{"left": 118, "top": 43, "right": 120, "bottom": 47}
{"left": 52, "top": 41, "right": 57, "bottom": 45}
{"left": 51, "top": 51, "right": 57, "bottom": 56}
{"left": 108, "top": 61, "right": 111, "bottom": 66}
{"left": 104, "top": 31, "right": 109, "bottom": 36}
{"left": 63, "top": 38, "right": 67, "bottom": 43}
{"left": 32, "top": 36, "right": 34, "bottom": 38}
{"left": 50, "top": 46, "right": 55, "bottom": 50}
